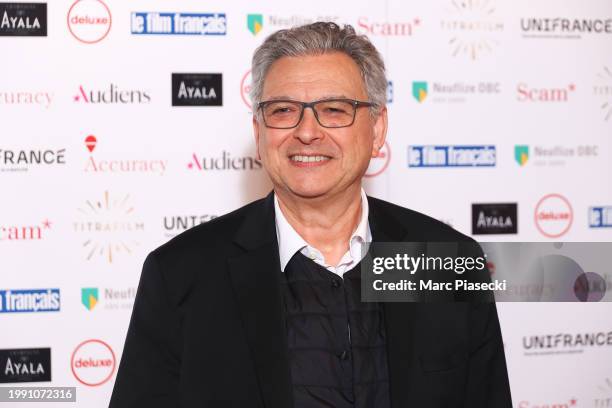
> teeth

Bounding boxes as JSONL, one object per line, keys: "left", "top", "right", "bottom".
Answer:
{"left": 291, "top": 155, "right": 330, "bottom": 163}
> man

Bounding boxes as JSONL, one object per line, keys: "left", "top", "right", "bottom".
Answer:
{"left": 110, "top": 22, "right": 512, "bottom": 407}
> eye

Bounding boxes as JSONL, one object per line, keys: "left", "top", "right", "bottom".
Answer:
{"left": 266, "top": 103, "right": 298, "bottom": 116}
{"left": 324, "top": 107, "right": 349, "bottom": 114}
{"left": 320, "top": 102, "right": 352, "bottom": 115}
{"left": 272, "top": 106, "right": 294, "bottom": 114}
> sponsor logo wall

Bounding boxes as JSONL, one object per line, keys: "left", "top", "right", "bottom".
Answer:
{"left": 1, "top": 1, "right": 611, "bottom": 407}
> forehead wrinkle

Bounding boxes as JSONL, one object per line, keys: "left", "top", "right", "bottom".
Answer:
{"left": 261, "top": 54, "right": 367, "bottom": 101}
{"left": 263, "top": 94, "right": 352, "bottom": 102}
{"left": 263, "top": 78, "right": 355, "bottom": 98}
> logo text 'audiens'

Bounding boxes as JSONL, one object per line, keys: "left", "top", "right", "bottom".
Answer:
{"left": 187, "top": 151, "right": 262, "bottom": 171}
{"left": 74, "top": 84, "right": 150, "bottom": 104}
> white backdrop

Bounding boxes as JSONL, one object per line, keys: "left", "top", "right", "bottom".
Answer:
{"left": 1, "top": 0, "right": 612, "bottom": 406}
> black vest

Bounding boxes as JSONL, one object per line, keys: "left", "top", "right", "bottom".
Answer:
{"left": 281, "top": 252, "right": 391, "bottom": 408}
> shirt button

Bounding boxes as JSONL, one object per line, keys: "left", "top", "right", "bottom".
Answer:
{"left": 338, "top": 350, "right": 349, "bottom": 360}
{"left": 331, "top": 278, "right": 341, "bottom": 288}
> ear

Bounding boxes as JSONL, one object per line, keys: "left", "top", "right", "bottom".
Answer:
{"left": 253, "top": 115, "right": 262, "bottom": 160}
{"left": 371, "top": 106, "right": 388, "bottom": 157}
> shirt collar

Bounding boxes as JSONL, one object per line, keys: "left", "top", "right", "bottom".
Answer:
{"left": 274, "top": 188, "right": 371, "bottom": 272}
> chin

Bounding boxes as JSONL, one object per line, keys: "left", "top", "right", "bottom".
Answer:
{"left": 286, "top": 183, "right": 335, "bottom": 199}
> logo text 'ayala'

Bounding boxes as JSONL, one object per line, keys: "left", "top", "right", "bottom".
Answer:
{"left": 0, "top": 348, "right": 51, "bottom": 383}
{"left": 0, "top": 3, "right": 47, "bottom": 36}
{"left": 172, "top": 73, "right": 222, "bottom": 106}
{"left": 472, "top": 203, "right": 518, "bottom": 235}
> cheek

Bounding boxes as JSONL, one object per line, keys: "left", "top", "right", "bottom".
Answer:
{"left": 350, "top": 133, "right": 374, "bottom": 158}
{"left": 260, "top": 133, "right": 286, "bottom": 163}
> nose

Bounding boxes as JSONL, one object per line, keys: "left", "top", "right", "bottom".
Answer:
{"left": 294, "top": 107, "right": 323, "bottom": 144}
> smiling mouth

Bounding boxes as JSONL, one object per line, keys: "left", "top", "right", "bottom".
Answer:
{"left": 289, "top": 154, "right": 332, "bottom": 163}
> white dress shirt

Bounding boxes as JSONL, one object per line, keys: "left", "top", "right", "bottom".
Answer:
{"left": 274, "top": 188, "right": 372, "bottom": 278}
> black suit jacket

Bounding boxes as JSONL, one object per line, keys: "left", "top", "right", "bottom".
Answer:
{"left": 109, "top": 192, "right": 512, "bottom": 408}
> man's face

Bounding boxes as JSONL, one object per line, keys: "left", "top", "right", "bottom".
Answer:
{"left": 253, "top": 52, "right": 387, "bottom": 200}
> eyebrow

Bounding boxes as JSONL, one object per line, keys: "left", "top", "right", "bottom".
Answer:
{"left": 262, "top": 94, "right": 352, "bottom": 102}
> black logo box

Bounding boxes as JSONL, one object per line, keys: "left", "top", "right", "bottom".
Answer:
{"left": 172, "top": 73, "right": 223, "bottom": 106}
{"left": 0, "top": 348, "right": 51, "bottom": 383}
{"left": 472, "top": 203, "right": 518, "bottom": 235}
{"left": 0, "top": 3, "right": 47, "bottom": 36}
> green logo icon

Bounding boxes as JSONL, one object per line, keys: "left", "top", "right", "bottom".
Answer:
{"left": 515, "top": 145, "right": 529, "bottom": 166}
{"left": 81, "top": 288, "right": 99, "bottom": 311}
{"left": 247, "top": 14, "right": 263, "bottom": 35}
{"left": 412, "top": 81, "right": 428, "bottom": 103}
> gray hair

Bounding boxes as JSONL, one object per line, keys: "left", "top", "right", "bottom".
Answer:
{"left": 250, "top": 22, "right": 387, "bottom": 115}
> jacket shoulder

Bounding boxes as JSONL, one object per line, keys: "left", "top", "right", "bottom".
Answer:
{"left": 368, "top": 195, "right": 472, "bottom": 242}
{"left": 151, "top": 196, "right": 267, "bottom": 262}
{"left": 138, "top": 196, "right": 269, "bottom": 304}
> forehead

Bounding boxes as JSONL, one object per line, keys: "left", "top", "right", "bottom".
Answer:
{"left": 261, "top": 52, "right": 367, "bottom": 100}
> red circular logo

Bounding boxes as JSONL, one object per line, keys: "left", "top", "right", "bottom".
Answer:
{"left": 67, "top": 0, "right": 112, "bottom": 44}
{"left": 85, "top": 134, "right": 97, "bottom": 153}
{"left": 71, "top": 339, "right": 116, "bottom": 386}
{"left": 364, "top": 141, "right": 391, "bottom": 178}
{"left": 240, "top": 70, "right": 252, "bottom": 110}
{"left": 534, "top": 193, "right": 573, "bottom": 238}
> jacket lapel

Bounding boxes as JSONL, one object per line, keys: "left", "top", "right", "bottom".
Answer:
{"left": 227, "top": 192, "right": 293, "bottom": 408}
{"left": 368, "top": 197, "right": 418, "bottom": 408}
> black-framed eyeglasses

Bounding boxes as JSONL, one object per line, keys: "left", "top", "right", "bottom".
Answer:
{"left": 257, "top": 98, "right": 374, "bottom": 129}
